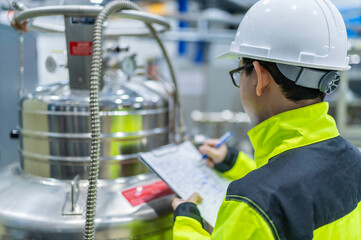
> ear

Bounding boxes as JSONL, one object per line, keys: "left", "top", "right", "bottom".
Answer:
{"left": 253, "top": 61, "right": 271, "bottom": 97}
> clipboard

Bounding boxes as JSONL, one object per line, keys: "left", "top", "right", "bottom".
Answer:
{"left": 138, "top": 141, "right": 231, "bottom": 227}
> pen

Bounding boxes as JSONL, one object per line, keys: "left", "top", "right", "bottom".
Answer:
{"left": 200, "top": 131, "right": 233, "bottom": 162}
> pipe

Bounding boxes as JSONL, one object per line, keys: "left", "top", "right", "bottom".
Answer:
{"left": 85, "top": 2, "right": 140, "bottom": 240}
{"left": 86, "top": 1, "right": 184, "bottom": 238}
{"left": 145, "top": 23, "right": 185, "bottom": 142}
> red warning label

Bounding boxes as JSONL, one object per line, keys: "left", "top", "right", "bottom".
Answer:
{"left": 122, "top": 180, "right": 174, "bottom": 207}
{"left": 69, "top": 41, "right": 93, "bottom": 56}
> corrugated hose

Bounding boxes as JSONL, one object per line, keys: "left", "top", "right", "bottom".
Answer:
{"left": 85, "top": 1, "right": 140, "bottom": 239}
{"left": 85, "top": 1, "right": 183, "bottom": 239}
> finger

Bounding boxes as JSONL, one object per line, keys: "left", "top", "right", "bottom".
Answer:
{"left": 188, "top": 192, "right": 203, "bottom": 204}
{"left": 204, "top": 139, "right": 220, "bottom": 147}
{"left": 198, "top": 139, "right": 219, "bottom": 153}
{"left": 199, "top": 145, "right": 221, "bottom": 159}
{"left": 198, "top": 145, "right": 206, "bottom": 155}
{"left": 206, "top": 158, "right": 215, "bottom": 168}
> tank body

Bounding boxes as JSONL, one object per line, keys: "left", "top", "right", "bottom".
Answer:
{"left": 0, "top": 72, "right": 175, "bottom": 239}
{"left": 20, "top": 73, "right": 171, "bottom": 180}
{"left": 0, "top": 165, "right": 174, "bottom": 240}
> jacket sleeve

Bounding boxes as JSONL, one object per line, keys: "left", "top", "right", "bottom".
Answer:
{"left": 173, "top": 200, "right": 276, "bottom": 240}
{"left": 214, "top": 148, "right": 256, "bottom": 181}
{"left": 211, "top": 199, "right": 277, "bottom": 239}
{"left": 173, "top": 202, "right": 211, "bottom": 240}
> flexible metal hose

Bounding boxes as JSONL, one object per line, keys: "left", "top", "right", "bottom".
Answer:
{"left": 85, "top": 2, "right": 140, "bottom": 239}
{"left": 85, "top": 1, "right": 184, "bottom": 239}
{"left": 146, "top": 23, "right": 186, "bottom": 142}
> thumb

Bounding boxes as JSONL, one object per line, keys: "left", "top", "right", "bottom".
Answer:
{"left": 188, "top": 192, "right": 203, "bottom": 204}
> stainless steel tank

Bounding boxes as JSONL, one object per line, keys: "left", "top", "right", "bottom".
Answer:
{"left": 0, "top": 165, "right": 174, "bottom": 239}
{"left": 20, "top": 76, "right": 170, "bottom": 180}
{"left": 0, "top": 4, "right": 179, "bottom": 239}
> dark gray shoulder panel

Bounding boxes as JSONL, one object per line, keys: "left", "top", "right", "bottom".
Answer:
{"left": 226, "top": 136, "right": 361, "bottom": 240}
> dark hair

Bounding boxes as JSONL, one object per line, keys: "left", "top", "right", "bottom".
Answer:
{"left": 243, "top": 58, "right": 326, "bottom": 102}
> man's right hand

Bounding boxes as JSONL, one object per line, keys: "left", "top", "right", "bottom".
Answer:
{"left": 198, "top": 139, "right": 228, "bottom": 168}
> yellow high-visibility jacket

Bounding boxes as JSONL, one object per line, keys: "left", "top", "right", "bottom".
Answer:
{"left": 173, "top": 102, "right": 361, "bottom": 239}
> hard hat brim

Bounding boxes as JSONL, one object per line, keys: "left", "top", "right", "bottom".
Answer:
{"left": 216, "top": 51, "right": 240, "bottom": 60}
{"left": 216, "top": 51, "right": 351, "bottom": 71}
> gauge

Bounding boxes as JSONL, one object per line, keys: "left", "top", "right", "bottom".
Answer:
{"left": 45, "top": 56, "right": 57, "bottom": 73}
{"left": 121, "top": 54, "right": 137, "bottom": 78}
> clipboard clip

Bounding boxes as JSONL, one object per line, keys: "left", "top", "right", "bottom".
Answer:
{"left": 151, "top": 144, "right": 179, "bottom": 157}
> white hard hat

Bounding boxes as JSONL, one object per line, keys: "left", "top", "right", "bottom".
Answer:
{"left": 218, "top": 0, "right": 350, "bottom": 71}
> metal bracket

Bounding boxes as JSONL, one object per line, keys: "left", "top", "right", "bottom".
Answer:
{"left": 62, "top": 175, "right": 83, "bottom": 216}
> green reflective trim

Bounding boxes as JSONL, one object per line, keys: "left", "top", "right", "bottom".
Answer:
{"left": 226, "top": 195, "right": 280, "bottom": 240}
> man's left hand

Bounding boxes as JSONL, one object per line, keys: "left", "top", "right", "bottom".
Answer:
{"left": 172, "top": 192, "right": 203, "bottom": 210}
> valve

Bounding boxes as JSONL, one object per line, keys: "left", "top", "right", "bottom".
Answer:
{"left": 9, "top": 129, "right": 20, "bottom": 139}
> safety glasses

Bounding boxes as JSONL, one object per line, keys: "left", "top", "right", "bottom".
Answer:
{"left": 229, "top": 62, "right": 254, "bottom": 88}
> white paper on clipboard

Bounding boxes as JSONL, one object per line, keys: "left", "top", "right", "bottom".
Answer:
{"left": 138, "top": 141, "right": 231, "bottom": 227}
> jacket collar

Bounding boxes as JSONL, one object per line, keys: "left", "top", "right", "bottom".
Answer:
{"left": 248, "top": 102, "right": 339, "bottom": 168}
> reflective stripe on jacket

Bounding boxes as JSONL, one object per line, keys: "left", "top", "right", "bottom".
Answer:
{"left": 173, "top": 102, "right": 361, "bottom": 239}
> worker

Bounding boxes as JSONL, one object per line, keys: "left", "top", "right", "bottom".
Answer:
{"left": 172, "top": 0, "right": 361, "bottom": 239}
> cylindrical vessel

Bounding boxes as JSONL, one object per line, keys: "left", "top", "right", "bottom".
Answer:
{"left": 1, "top": 5, "right": 177, "bottom": 239}
{"left": 19, "top": 74, "right": 171, "bottom": 180}
{"left": 0, "top": 165, "right": 174, "bottom": 239}
{"left": 0, "top": 73, "right": 175, "bottom": 239}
